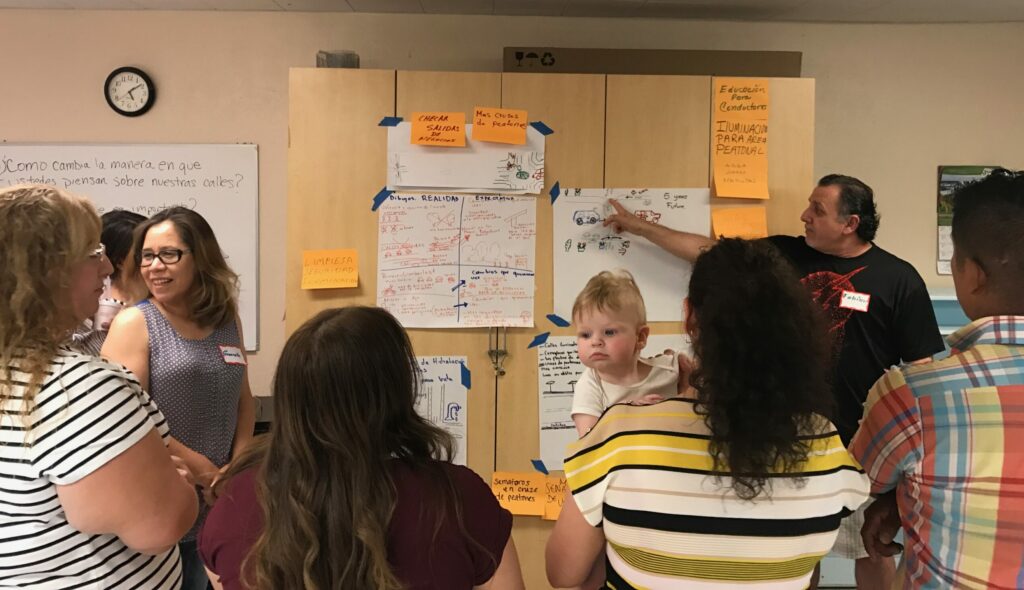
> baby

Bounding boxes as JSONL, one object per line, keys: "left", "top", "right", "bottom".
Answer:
{"left": 570, "top": 270, "right": 680, "bottom": 436}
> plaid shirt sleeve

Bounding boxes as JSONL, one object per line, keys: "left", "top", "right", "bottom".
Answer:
{"left": 849, "top": 367, "right": 922, "bottom": 495}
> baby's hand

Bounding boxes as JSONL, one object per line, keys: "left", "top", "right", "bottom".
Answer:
{"left": 631, "top": 393, "right": 667, "bottom": 406}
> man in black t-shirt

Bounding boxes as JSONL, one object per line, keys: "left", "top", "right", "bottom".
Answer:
{"left": 604, "top": 174, "right": 944, "bottom": 589}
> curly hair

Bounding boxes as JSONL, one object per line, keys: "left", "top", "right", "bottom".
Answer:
{"left": 0, "top": 185, "right": 101, "bottom": 418}
{"left": 218, "top": 307, "right": 483, "bottom": 590}
{"left": 133, "top": 207, "right": 238, "bottom": 328}
{"left": 688, "top": 239, "right": 834, "bottom": 500}
{"left": 572, "top": 269, "right": 647, "bottom": 326}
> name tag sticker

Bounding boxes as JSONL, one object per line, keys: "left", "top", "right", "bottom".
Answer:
{"left": 839, "top": 290, "right": 871, "bottom": 312}
{"left": 219, "top": 345, "right": 247, "bottom": 366}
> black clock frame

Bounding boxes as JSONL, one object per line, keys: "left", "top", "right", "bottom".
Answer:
{"left": 104, "top": 66, "right": 156, "bottom": 117}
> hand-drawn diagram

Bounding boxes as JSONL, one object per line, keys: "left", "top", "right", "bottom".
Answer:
{"left": 552, "top": 188, "right": 711, "bottom": 323}
{"left": 377, "top": 193, "right": 537, "bottom": 328}
{"left": 537, "top": 334, "right": 692, "bottom": 471}
{"left": 387, "top": 123, "right": 545, "bottom": 194}
{"left": 417, "top": 356, "right": 468, "bottom": 465}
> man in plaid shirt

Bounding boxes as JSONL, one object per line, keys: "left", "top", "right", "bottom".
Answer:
{"left": 851, "top": 169, "right": 1024, "bottom": 589}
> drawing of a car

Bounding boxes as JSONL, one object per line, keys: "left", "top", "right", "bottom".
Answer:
{"left": 633, "top": 210, "right": 662, "bottom": 223}
{"left": 573, "top": 209, "right": 601, "bottom": 225}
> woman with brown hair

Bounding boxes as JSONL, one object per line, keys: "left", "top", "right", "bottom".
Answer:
{"left": 199, "top": 306, "right": 523, "bottom": 590}
{"left": 103, "top": 206, "right": 256, "bottom": 590}
{"left": 0, "top": 185, "right": 197, "bottom": 587}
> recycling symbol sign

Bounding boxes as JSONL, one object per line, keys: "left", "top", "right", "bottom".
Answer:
{"left": 540, "top": 52, "right": 556, "bottom": 67}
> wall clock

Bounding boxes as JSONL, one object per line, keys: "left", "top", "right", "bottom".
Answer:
{"left": 104, "top": 66, "right": 155, "bottom": 117}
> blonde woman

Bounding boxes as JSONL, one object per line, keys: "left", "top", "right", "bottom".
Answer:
{"left": 0, "top": 185, "right": 197, "bottom": 588}
{"left": 103, "top": 206, "right": 255, "bottom": 590}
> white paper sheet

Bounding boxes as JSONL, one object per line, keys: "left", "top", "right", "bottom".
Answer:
{"left": 552, "top": 188, "right": 711, "bottom": 322}
{"left": 416, "top": 356, "right": 469, "bottom": 466}
{"left": 387, "top": 123, "right": 545, "bottom": 194}
{"left": 537, "top": 334, "right": 692, "bottom": 472}
{"left": 377, "top": 193, "right": 537, "bottom": 328}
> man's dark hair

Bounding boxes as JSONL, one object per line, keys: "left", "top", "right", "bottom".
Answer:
{"left": 952, "top": 168, "right": 1024, "bottom": 302}
{"left": 819, "top": 174, "right": 879, "bottom": 242}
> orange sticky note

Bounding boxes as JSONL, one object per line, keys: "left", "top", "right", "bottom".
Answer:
{"left": 712, "top": 206, "right": 769, "bottom": 239}
{"left": 410, "top": 112, "right": 466, "bottom": 147}
{"left": 542, "top": 475, "right": 568, "bottom": 521}
{"left": 712, "top": 78, "right": 770, "bottom": 199}
{"left": 490, "top": 471, "right": 545, "bottom": 517}
{"left": 471, "top": 107, "right": 528, "bottom": 145}
{"left": 301, "top": 249, "right": 358, "bottom": 290}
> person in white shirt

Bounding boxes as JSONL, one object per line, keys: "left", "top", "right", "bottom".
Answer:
{"left": 571, "top": 270, "right": 679, "bottom": 436}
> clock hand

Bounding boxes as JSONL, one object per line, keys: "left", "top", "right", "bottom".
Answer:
{"left": 126, "top": 84, "right": 143, "bottom": 100}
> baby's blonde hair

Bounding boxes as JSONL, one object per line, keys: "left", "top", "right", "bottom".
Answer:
{"left": 572, "top": 269, "right": 647, "bottom": 327}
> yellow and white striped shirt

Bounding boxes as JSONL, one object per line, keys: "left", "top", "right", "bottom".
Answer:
{"left": 564, "top": 397, "right": 870, "bottom": 589}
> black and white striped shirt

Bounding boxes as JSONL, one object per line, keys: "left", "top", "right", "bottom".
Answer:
{"left": 0, "top": 348, "right": 181, "bottom": 589}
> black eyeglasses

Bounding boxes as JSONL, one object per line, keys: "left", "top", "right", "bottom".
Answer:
{"left": 140, "top": 248, "right": 190, "bottom": 267}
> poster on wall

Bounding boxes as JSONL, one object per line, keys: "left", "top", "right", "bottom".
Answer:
{"left": 387, "top": 123, "right": 545, "bottom": 194}
{"left": 937, "top": 166, "right": 998, "bottom": 275}
{"left": 537, "top": 334, "right": 692, "bottom": 472}
{"left": 416, "top": 356, "right": 469, "bottom": 466}
{"left": 377, "top": 193, "right": 537, "bottom": 328}
{"left": 552, "top": 188, "right": 710, "bottom": 323}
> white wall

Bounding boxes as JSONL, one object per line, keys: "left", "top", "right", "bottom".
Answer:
{"left": 2, "top": 9, "right": 1021, "bottom": 393}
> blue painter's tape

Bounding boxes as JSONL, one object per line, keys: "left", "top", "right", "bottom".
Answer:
{"left": 546, "top": 314, "right": 570, "bottom": 327}
{"left": 461, "top": 363, "right": 471, "bottom": 390}
{"left": 549, "top": 181, "right": 561, "bottom": 204}
{"left": 379, "top": 116, "right": 403, "bottom": 127}
{"left": 371, "top": 187, "right": 393, "bottom": 211}
{"left": 531, "top": 459, "right": 549, "bottom": 475}
{"left": 528, "top": 332, "right": 550, "bottom": 349}
{"left": 530, "top": 121, "right": 554, "bottom": 136}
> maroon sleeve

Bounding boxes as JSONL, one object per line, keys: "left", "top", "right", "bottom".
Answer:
{"left": 447, "top": 465, "right": 514, "bottom": 585}
{"left": 198, "top": 468, "right": 264, "bottom": 590}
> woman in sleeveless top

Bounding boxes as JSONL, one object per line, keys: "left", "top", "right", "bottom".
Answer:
{"left": 72, "top": 209, "right": 147, "bottom": 356}
{"left": 0, "top": 185, "right": 197, "bottom": 588}
{"left": 103, "top": 206, "right": 255, "bottom": 590}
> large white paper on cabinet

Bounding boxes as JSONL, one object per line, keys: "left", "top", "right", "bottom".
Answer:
{"left": 387, "top": 123, "right": 545, "bottom": 194}
{"left": 416, "top": 356, "right": 469, "bottom": 466}
{"left": 377, "top": 193, "right": 537, "bottom": 328}
{"left": 537, "top": 334, "right": 692, "bottom": 472}
{"left": 552, "top": 188, "right": 711, "bottom": 323}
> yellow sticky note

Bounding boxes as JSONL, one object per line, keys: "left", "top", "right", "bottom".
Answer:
{"left": 712, "top": 206, "right": 769, "bottom": 239}
{"left": 411, "top": 112, "right": 466, "bottom": 147}
{"left": 490, "top": 471, "right": 545, "bottom": 517}
{"left": 712, "top": 78, "right": 770, "bottom": 199}
{"left": 301, "top": 249, "right": 358, "bottom": 290}
{"left": 471, "top": 107, "right": 528, "bottom": 145}
{"left": 542, "top": 475, "right": 568, "bottom": 521}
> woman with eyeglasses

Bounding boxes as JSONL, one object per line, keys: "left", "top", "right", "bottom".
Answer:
{"left": 0, "top": 185, "right": 197, "bottom": 588}
{"left": 103, "top": 206, "right": 256, "bottom": 590}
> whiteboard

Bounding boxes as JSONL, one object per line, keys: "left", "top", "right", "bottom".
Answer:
{"left": 0, "top": 144, "right": 259, "bottom": 350}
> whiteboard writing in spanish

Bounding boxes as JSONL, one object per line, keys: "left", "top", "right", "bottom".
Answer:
{"left": 0, "top": 144, "right": 259, "bottom": 350}
{"left": 377, "top": 193, "right": 536, "bottom": 328}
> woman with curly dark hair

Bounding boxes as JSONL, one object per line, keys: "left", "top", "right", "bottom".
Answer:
{"left": 547, "top": 238, "right": 869, "bottom": 589}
